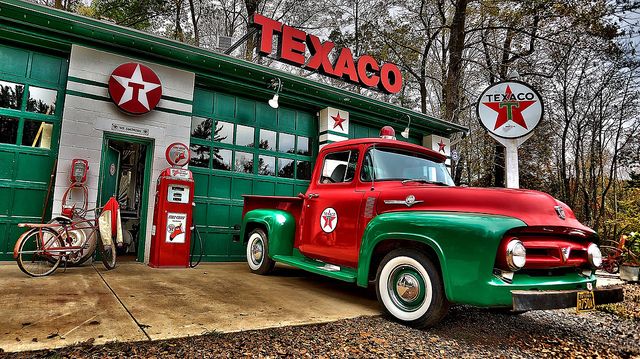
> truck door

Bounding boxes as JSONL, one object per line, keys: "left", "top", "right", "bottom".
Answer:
{"left": 299, "top": 149, "right": 363, "bottom": 268}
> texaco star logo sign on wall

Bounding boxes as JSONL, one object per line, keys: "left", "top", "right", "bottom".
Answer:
{"left": 108, "top": 63, "right": 162, "bottom": 115}
{"left": 477, "top": 80, "right": 543, "bottom": 139}
{"left": 320, "top": 207, "right": 338, "bottom": 233}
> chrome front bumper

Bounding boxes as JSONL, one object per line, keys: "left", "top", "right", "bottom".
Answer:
{"left": 511, "top": 286, "right": 624, "bottom": 311}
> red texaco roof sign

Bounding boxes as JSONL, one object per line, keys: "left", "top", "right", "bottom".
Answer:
{"left": 477, "top": 80, "right": 544, "bottom": 139}
{"left": 108, "top": 63, "right": 162, "bottom": 115}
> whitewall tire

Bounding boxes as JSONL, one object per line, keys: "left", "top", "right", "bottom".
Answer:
{"left": 376, "top": 249, "right": 449, "bottom": 328}
{"left": 246, "top": 228, "right": 275, "bottom": 275}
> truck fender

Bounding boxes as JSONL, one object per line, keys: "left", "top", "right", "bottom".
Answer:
{"left": 356, "top": 211, "right": 527, "bottom": 303}
{"left": 241, "top": 209, "right": 296, "bottom": 257}
{"left": 356, "top": 215, "right": 450, "bottom": 297}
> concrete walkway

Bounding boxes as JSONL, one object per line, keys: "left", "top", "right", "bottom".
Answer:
{"left": 0, "top": 261, "right": 379, "bottom": 353}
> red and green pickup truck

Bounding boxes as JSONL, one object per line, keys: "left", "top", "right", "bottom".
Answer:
{"left": 240, "top": 136, "right": 623, "bottom": 328}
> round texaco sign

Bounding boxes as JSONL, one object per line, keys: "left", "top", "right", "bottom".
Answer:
{"left": 108, "top": 63, "right": 162, "bottom": 115}
{"left": 477, "top": 80, "right": 544, "bottom": 139}
{"left": 320, "top": 207, "right": 338, "bottom": 233}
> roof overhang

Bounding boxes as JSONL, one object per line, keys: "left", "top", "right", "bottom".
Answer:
{"left": 0, "top": 0, "right": 468, "bottom": 137}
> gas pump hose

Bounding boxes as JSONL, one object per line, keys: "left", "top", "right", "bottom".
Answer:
{"left": 189, "top": 204, "right": 204, "bottom": 268}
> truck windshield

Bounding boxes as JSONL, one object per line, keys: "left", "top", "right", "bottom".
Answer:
{"left": 361, "top": 147, "right": 454, "bottom": 186}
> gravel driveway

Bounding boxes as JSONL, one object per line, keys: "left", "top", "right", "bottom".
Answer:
{"left": 3, "top": 284, "right": 639, "bottom": 358}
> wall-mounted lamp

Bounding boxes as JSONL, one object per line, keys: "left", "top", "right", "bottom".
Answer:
{"left": 268, "top": 78, "right": 282, "bottom": 109}
{"left": 400, "top": 114, "right": 411, "bottom": 138}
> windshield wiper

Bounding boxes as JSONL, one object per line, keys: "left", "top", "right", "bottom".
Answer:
{"left": 401, "top": 178, "right": 449, "bottom": 186}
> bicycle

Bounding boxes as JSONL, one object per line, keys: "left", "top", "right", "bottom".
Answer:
{"left": 13, "top": 203, "right": 117, "bottom": 277}
{"left": 600, "top": 234, "right": 640, "bottom": 274}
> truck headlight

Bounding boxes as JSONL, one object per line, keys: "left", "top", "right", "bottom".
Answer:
{"left": 506, "top": 239, "right": 526, "bottom": 271}
{"left": 587, "top": 243, "right": 602, "bottom": 268}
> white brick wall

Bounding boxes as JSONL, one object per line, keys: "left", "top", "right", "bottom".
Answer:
{"left": 53, "top": 45, "right": 195, "bottom": 263}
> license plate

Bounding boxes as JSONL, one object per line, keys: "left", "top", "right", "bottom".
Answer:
{"left": 576, "top": 291, "right": 595, "bottom": 312}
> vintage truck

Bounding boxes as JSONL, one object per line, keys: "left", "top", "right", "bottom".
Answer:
{"left": 240, "top": 131, "right": 623, "bottom": 328}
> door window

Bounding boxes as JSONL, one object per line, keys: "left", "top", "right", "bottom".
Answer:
{"left": 320, "top": 150, "right": 359, "bottom": 184}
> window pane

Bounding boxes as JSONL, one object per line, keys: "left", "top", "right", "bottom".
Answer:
{"left": 212, "top": 148, "right": 232, "bottom": 170}
{"left": 27, "top": 86, "right": 57, "bottom": 115}
{"left": 22, "top": 120, "right": 53, "bottom": 149}
{"left": 0, "top": 80, "right": 24, "bottom": 110}
{"left": 235, "top": 151, "right": 254, "bottom": 173}
{"left": 278, "top": 158, "right": 294, "bottom": 178}
{"left": 214, "top": 121, "right": 233, "bottom": 144}
{"left": 236, "top": 125, "right": 255, "bottom": 147}
{"left": 189, "top": 144, "right": 210, "bottom": 168}
{"left": 259, "top": 129, "right": 276, "bottom": 150}
{"left": 365, "top": 147, "right": 454, "bottom": 185}
{"left": 191, "top": 117, "right": 212, "bottom": 140}
{"left": 297, "top": 161, "right": 312, "bottom": 180}
{"left": 297, "top": 136, "right": 311, "bottom": 156}
{"left": 0, "top": 116, "right": 18, "bottom": 144}
{"left": 278, "top": 133, "right": 295, "bottom": 153}
{"left": 321, "top": 151, "right": 357, "bottom": 184}
{"left": 258, "top": 155, "right": 275, "bottom": 176}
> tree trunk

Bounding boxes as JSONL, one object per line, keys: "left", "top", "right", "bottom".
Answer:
{"left": 419, "top": 82, "right": 427, "bottom": 114}
{"left": 442, "top": 0, "right": 468, "bottom": 124}
{"left": 244, "top": 0, "right": 260, "bottom": 61}
{"left": 175, "top": 0, "right": 184, "bottom": 42}
{"left": 188, "top": 0, "right": 199, "bottom": 46}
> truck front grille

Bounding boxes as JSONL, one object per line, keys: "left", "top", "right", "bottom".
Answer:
{"left": 520, "top": 236, "right": 589, "bottom": 269}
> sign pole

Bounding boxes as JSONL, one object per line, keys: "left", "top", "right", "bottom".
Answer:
{"left": 477, "top": 80, "right": 544, "bottom": 190}
{"left": 505, "top": 141, "right": 519, "bottom": 188}
{"left": 488, "top": 132, "right": 534, "bottom": 189}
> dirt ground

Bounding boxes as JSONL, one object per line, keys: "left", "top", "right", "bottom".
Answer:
{"left": 3, "top": 284, "right": 638, "bottom": 359}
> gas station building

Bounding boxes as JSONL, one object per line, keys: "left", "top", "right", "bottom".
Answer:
{"left": 0, "top": 0, "right": 465, "bottom": 263}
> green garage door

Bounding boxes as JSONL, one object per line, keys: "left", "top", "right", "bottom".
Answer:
{"left": 189, "top": 87, "right": 316, "bottom": 261}
{"left": 0, "top": 44, "right": 68, "bottom": 260}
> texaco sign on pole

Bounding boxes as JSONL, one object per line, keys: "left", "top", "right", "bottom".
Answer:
{"left": 477, "top": 80, "right": 544, "bottom": 188}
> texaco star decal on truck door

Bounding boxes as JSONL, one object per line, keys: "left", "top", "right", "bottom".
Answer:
{"left": 320, "top": 207, "right": 338, "bottom": 233}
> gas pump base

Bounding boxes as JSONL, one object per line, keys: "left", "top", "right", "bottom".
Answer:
{"left": 149, "top": 167, "right": 194, "bottom": 268}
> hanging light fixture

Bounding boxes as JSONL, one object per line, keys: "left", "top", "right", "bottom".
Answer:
{"left": 268, "top": 78, "right": 282, "bottom": 109}
{"left": 400, "top": 114, "right": 411, "bottom": 138}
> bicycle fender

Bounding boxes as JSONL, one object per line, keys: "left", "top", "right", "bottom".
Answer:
{"left": 13, "top": 228, "right": 35, "bottom": 259}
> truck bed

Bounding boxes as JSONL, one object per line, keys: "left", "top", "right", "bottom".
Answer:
{"left": 241, "top": 195, "right": 303, "bottom": 220}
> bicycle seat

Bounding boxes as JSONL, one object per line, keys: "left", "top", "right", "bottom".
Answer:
{"left": 55, "top": 216, "right": 73, "bottom": 225}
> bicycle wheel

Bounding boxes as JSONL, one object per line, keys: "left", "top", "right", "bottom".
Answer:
{"left": 16, "top": 228, "right": 64, "bottom": 277}
{"left": 98, "top": 232, "right": 117, "bottom": 270}
{"left": 599, "top": 245, "right": 622, "bottom": 274}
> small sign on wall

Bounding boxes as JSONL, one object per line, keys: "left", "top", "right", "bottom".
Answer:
{"left": 111, "top": 123, "right": 150, "bottom": 136}
{"left": 423, "top": 134, "right": 451, "bottom": 166}
{"left": 319, "top": 107, "right": 349, "bottom": 147}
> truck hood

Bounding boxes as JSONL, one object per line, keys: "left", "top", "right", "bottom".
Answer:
{"left": 377, "top": 185, "right": 594, "bottom": 233}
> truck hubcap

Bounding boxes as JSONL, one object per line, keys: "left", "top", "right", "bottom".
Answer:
{"left": 250, "top": 239, "right": 263, "bottom": 265}
{"left": 388, "top": 265, "right": 426, "bottom": 311}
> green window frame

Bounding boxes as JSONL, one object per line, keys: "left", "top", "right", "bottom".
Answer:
{"left": 0, "top": 80, "right": 61, "bottom": 151}
{"left": 189, "top": 89, "right": 316, "bottom": 184}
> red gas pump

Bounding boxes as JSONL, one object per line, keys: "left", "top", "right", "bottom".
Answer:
{"left": 149, "top": 143, "right": 194, "bottom": 268}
